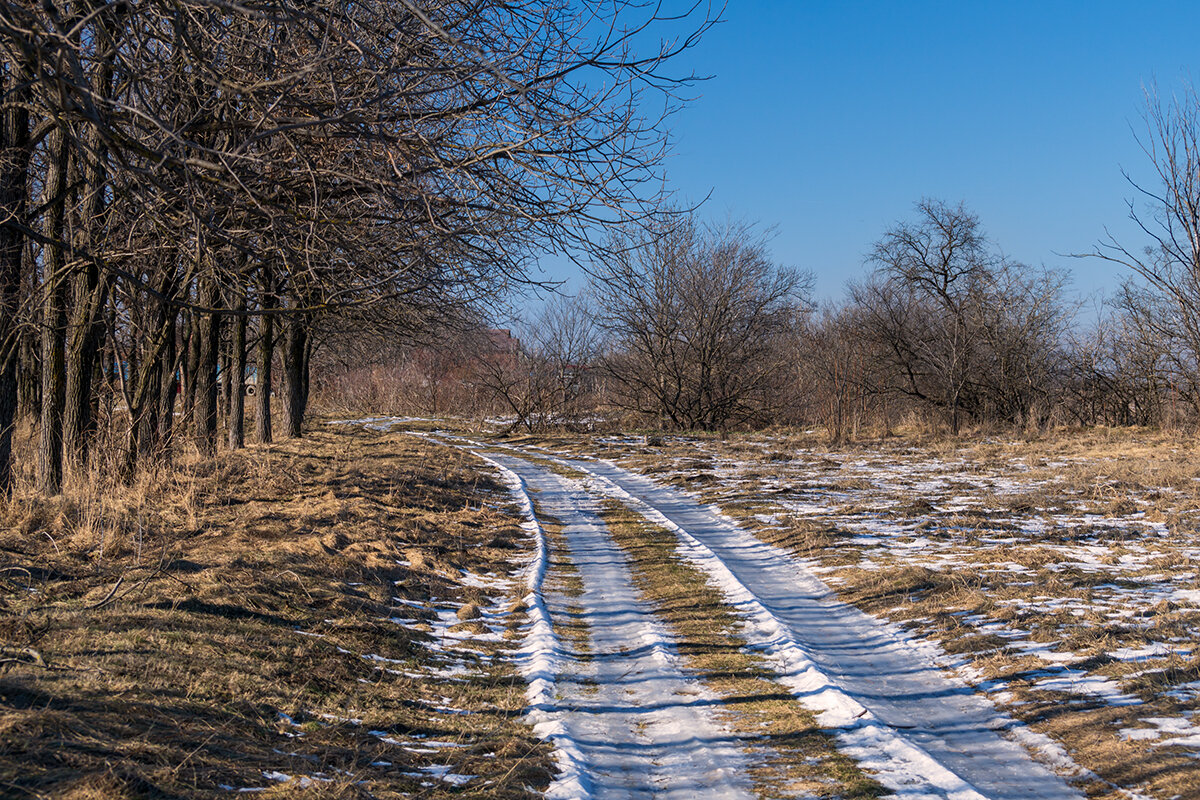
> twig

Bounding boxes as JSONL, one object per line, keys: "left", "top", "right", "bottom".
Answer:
{"left": 84, "top": 576, "right": 124, "bottom": 609}
{"left": 40, "top": 531, "right": 60, "bottom": 556}
{"left": 274, "top": 570, "right": 314, "bottom": 602}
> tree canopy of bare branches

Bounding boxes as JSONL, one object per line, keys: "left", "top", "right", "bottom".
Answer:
{"left": 591, "top": 213, "right": 810, "bottom": 431}
{"left": 1094, "top": 85, "right": 1200, "bottom": 415}
{"left": 854, "top": 199, "right": 1069, "bottom": 433}
{"left": 0, "top": 0, "right": 716, "bottom": 495}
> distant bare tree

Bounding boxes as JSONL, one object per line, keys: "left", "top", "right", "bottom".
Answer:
{"left": 1092, "top": 84, "right": 1200, "bottom": 413}
{"left": 1063, "top": 312, "right": 1170, "bottom": 426}
{"left": 795, "top": 305, "right": 880, "bottom": 442}
{"left": 973, "top": 262, "right": 1072, "bottom": 427}
{"left": 857, "top": 199, "right": 1070, "bottom": 433}
{"left": 592, "top": 214, "right": 811, "bottom": 431}
{"left": 475, "top": 294, "right": 601, "bottom": 432}
{"left": 859, "top": 199, "right": 990, "bottom": 434}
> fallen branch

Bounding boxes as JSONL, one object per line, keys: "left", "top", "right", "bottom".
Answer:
{"left": 84, "top": 576, "right": 124, "bottom": 609}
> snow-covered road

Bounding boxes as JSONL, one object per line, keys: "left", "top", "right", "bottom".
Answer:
{"left": 492, "top": 453, "right": 755, "bottom": 800}
{"left": 426, "top": 427, "right": 1088, "bottom": 799}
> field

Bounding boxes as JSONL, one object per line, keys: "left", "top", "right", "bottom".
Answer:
{"left": 0, "top": 424, "right": 553, "bottom": 799}
{"left": 4, "top": 420, "right": 1200, "bottom": 799}
{"left": 524, "top": 426, "right": 1200, "bottom": 798}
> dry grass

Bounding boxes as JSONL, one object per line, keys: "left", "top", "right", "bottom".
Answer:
{"left": 0, "top": 422, "right": 552, "bottom": 799}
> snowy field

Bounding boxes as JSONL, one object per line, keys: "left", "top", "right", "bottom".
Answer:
{"left": 335, "top": 419, "right": 1200, "bottom": 798}
{"left": 520, "top": 429, "right": 1200, "bottom": 799}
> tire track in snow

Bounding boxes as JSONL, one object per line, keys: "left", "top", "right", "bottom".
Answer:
{"left": 428, "top": 430, "right": 1082, "bottom": 798}
{"left": 489, "top": 453, "right": 755, "bottom": 800}
{"left": 454, "top": 442, "right": 756, "bottom": 799}
{"left": 468, "top": 451, "right": 592, "bottom": 800}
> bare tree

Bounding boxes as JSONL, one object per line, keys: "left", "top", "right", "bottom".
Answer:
{"left": 1063, "top": 312, "right": 1170, "bottom": 426}
{"left": 859, "top": 199, "right": 991, "bottom": 434}
{"left": 475, "top": 294, "right": 601, "bottom": 432}
{"left": 1091, "top": 84, "right": 1200, "bottom": 413}
{"left": 592, "top": 214, "right": 810, "bottom": 431}
{"left": 973, "top": 262, "right": 1072, "bottom": 428}
{"left": 856, "top": 199, "right": 1070, "bottom": 433}
{"left": 0, "top": 0, "right": 717, "bottom": 492}
{"left": 794, "top": 304, "right": 883, "bottom": 442}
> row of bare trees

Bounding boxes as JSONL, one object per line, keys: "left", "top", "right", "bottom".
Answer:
{"left": 424, "top": 132, "right": 1200, "bottom": 436}
{"left": 504, "top": 87, "right": 1200, "bottom": 436}
{"left": 309, "top": 81, "right": 1200, "bottom": 439}
{"left": 0, "top": 0, "right": 714, "bottom": 495}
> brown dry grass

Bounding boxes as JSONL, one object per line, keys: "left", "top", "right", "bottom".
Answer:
{"left": 0, "top": 422, "right": 552, "bottom": 799}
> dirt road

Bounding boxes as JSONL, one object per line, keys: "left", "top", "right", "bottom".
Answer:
{"left": 443, "top": 435, "right": 1085, "bottom": 799}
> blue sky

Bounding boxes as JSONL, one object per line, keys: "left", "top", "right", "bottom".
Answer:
{"left": 531, "top": 1, "right": 1200, "bottom": 311}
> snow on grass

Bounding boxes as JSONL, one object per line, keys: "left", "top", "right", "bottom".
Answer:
{"left": 602, "top": 435, "right": 1200, "bottom": 710}
{"left": 521, "top": 431, "right": 1200, "bottom": 796}
{"left": 403, "top": 764, "right": 477, "bottom": 786}
{"left": 560, "top": 462, "right": 1029, "bottom": 800}
{"left": 465, "top": 447, "right": 592, "bottom": 800}
{"left": 1120, "top": 715, "right": 1200, "bottom": 750}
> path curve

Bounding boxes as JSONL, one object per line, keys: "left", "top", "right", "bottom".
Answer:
{"left": 493, "top": 453, "right": 755, "bottom": 800}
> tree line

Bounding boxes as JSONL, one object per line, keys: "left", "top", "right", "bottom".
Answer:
{"left": 328, "top": 88, "right": 1200, "bottom": 439}
{"left": 0, "top": 0, "right": 714, "bottom": 496}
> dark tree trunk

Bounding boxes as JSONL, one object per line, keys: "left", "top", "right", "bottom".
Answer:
{"left": 123, "top": 276, "right": 181, "bottom": 478}
{"left": 36, "top": 126, "right": 70, "bottom": 495}
{"left": 219, "top": 342, "right": 231, "bottom": 426}
{"left": 17, "top": 323, "right": 37, "bottom": 422}
{"left": 0, "top": 61, "right": 29, "bottom": 497}
{"left": 135, "top": 348, "right": 163, "bottom": 464}
{"left": 193, "top": 281, "right": 221, "bottom": 457}
{"left": 280, "top": 315, "right": 308, "bottom": 439}
{"left": 62, "top": 18, "right": 114, "bottom": 472}
{"left": 228, "top": 298, "right": 247, "bottom": 450}
{"left": 300, "top": 334, "right": 312, "bottom": 421}
{"left": 254, "top": 270, "right": 275, "bottom": 444}
{"left": 157, "top": 314, "right": 179, "bottom": 454}
{"left": 63, "top": 253, "right": 110, "bottom": 470}
{"left": 181, "top": 308, "right": 200, "bottom": 434}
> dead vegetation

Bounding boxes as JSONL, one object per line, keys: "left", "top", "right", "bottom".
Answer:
{"left": 0, "top": 423, "right": 552, "bottom": 799}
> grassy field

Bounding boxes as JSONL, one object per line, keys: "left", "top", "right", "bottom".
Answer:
{"left": 8, "top": 417, "right": 1200, "bottom": 799}
{"left": 517, "top": 425, "right": 1200, "bottom": 799}
{"left": 0, "top": 423, "right": 553, "bottom": 799}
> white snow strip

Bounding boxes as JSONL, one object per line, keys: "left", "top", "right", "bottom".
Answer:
{"left": 466, "top": 448, "right": 592, "bottom": 800}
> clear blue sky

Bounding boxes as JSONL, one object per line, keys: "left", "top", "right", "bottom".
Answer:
{"left": 530, "top": 1, "right": 1200, "bottom": 311}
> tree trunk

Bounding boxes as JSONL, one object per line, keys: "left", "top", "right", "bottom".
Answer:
{"left": 62, "top": 25, "right": 113, "bottom": 473}
{"left": 228, "top": 299, "right": 247, "bottom": 450}
{"left": 280, "top": 315, "right": 307, "bottom": 439}
{"left": 254, "top": 270, "right": 275, "bottom": 444}
{"left": 36, "top": 126, "right": 70, "bottom": 495}
{"left": 0, "top": 62, "right": 29, "bottom": 497}
{"left": 123, "top": 278, "right": 181, "bottom": 478}
{"left": 181, "top": 308, "right": 200, "bottom": 433}
{"left": 193, "top": 281, "right": 221, "bottom": 457}
{"left": 63, "top": 260, "right": 109, "bottom": 470}
{"left": 17, "top": 323, "right": 37, "bottom": 422}
{"left": 300, "top": 334, "right": 312, "bottom": 421}
{"left": 219, "top": 343, "right": 231, "bottom": 426}
{"left": 157, "top": 314, "right": 179, "bottom": 454}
